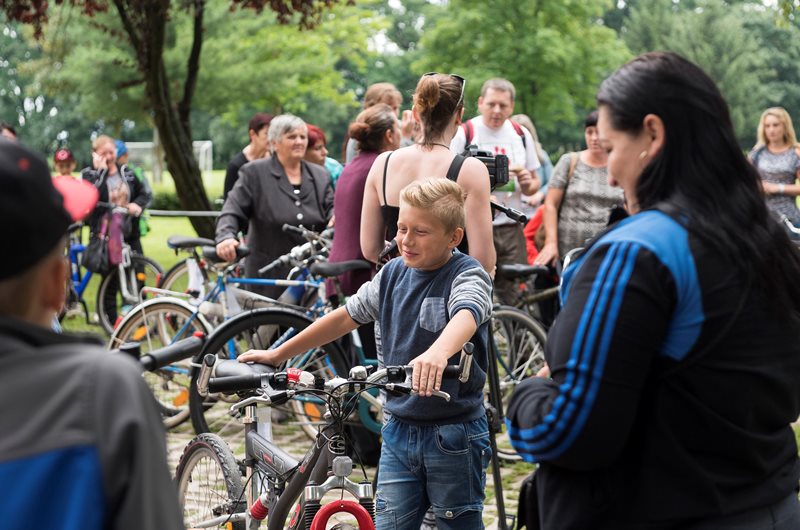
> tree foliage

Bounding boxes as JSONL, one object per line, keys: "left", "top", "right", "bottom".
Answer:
{"left": 623, "top": 0, "right": 774, "bottom": 147}
{"left": 1, "top": 0, "right": 350, "bottom": 237}
{"left": 414, "top": 0, "right": 630, "bottom": 152}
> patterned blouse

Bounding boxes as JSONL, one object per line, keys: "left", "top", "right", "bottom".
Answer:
{"left": 549, "top": 153, "right": 624, "bottom": 256}
{"left": 750, "top": 146, "right": 800, "bottom": 224}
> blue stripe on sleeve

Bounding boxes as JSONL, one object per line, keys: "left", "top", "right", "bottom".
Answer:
{"left": 507, "top": 242, "right": 639, "bottom": 460}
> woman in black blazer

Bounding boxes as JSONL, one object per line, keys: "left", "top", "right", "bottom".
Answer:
{"left": 215, "top": 114, "right": 333, "bottom": 298}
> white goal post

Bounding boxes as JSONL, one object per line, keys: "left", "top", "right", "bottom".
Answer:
{"left": 125, "top": 135, "right": 213, "bottom": 184}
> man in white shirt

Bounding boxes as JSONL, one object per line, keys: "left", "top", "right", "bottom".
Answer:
{"left": 450, "top": 78, "right": 541, "bottom": 304}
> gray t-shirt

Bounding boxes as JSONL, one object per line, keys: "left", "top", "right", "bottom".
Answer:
{"left": 549, "top": 153, "right": 624, "bottom": 256}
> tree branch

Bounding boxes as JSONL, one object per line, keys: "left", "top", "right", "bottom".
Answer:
{"left": 178, "top": 0, "right": 203, "bottom": 135}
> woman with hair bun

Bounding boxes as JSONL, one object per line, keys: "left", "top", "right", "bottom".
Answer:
{"left": 329, "top": 103, "right": 400, "bottom": 297}
{"left": 360, "top": 73, "right": 496, "bottom": 273}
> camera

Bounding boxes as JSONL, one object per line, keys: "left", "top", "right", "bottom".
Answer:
{"left": 462, "top": 144, "right": 509, "bottom": 190}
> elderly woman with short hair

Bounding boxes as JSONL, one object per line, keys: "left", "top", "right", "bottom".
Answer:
{"left": 216, "top": 114, "right": 333, "bottom": 298}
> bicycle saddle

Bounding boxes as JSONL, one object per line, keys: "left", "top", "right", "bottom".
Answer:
{"left": 214, "top": 359, "right": 276, "bottom": 378}
{"left": 167, "top": 235, "right": 216, "bottom": 249}
{"left": 309, "top": 260, "right": 372, "bottom": 278}
{"left": 495, "top": 263, "right": 551, "bottom": 280}
{"left": 202, "top": 244, "right": 250, "bottom": 263}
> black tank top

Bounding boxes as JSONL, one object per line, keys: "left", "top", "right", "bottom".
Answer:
{"left": 379, "top": 152, "right": 468, "bottom": 249}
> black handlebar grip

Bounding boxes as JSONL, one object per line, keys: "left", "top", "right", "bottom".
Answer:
{"left": 139, "top": 335, "right": 205, "bottom": 372}
{"left": 207, "top": 373, "right": 264, "bottom": 394}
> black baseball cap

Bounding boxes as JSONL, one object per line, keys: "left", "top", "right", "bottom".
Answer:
{"left": 0, "top": 140, "right": 98, "bottom": 280}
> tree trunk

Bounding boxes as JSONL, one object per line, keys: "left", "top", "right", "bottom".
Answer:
{"left": 116, "top": 0, "right": 215, "bottom": 238}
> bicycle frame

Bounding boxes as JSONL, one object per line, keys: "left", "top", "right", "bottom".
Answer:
{"left": 189, "top": 380, "right": 375, "bottom": 530}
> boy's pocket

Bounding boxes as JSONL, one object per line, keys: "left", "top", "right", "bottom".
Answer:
{"left": 419, "top": 297, "right": 446, "bottom": 333}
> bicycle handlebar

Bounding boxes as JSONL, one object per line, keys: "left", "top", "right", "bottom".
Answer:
{"left": 115, "top": 333, "right": 206, "bottom": 372}
{"left": 207, "top": 342, "right": 474, "bottom": 401}
{"left": 139, "top": 333, "right": 206, "bottom": 371}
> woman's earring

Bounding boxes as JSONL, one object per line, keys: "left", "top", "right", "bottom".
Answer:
{"left": 639, "top": 150, "right": 648, "bottom": 160}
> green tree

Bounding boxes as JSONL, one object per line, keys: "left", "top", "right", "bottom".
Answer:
{"left": 1, "top": 0, "right": 350, "bottom": 237}
{"left": 414, "top": 0, "right": 630, "bottom": 152}
{"left": 623, "top": 0, "right": 773, "bottom": 147}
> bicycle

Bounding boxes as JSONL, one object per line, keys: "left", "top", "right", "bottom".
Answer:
{"left": 176, "top": 348, "right": 472, "bottom": 530}
{"left": 111, "top": 227, "right": 372, "bottom": 433}
{"left": 60, "top": 209, "right": 163, "bottom": 334}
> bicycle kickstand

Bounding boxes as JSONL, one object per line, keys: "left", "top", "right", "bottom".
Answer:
{"left": 485, "top": 337, "right": 516, "bottom": 530}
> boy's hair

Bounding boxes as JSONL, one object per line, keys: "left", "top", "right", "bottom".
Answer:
{"left": 400, "top": 179, "right": 466, "bottom": 233}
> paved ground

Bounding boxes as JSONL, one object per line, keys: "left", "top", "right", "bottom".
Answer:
{"left": 167, "top": 413, "right": 535, "bottom": 529}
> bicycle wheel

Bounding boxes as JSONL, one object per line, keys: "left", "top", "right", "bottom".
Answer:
{"left": 189, "top": 307, "right": 351, "bottom": 450}
{"left": 490, "top": 306, "right": 548, "bottom": 461}
{"left": 96, "top": 254, "right": 163, "bottom": 334}
{"left": 109, "top": 298, "right": 212, "bottom": 429}
{"left": 158, "top": 257, "right": 219, "bottom": 301}
{"left": 175, "top": 433, "right": 246, "bottom": 530}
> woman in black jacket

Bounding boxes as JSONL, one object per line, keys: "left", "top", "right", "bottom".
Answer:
{"left": 215, "top": 114, "right": 333, "bottom": 299}
{"left": 507, "top": 52, "right": 800, "bottom": 529}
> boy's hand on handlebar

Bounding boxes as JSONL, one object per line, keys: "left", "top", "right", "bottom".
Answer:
{"left": 238, "top": 349, "right": 280, "bottom": 366}
{"left": 216, "top": 238, "right": 240, "bottom": 262}
{"left": 409, "top": 350, "right": 449, "bottom": 397}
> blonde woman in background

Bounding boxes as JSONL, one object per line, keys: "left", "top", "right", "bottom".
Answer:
{"left": 749, "top": 107, "right": 800, "bottom": 230}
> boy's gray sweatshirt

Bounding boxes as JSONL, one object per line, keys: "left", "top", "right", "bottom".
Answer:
{"left": 346, "top": 252, "right": 492, "bottom": 424}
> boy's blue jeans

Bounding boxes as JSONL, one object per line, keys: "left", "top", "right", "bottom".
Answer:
{"left": 375, "top": 415, "right": 491, "bottom": 530}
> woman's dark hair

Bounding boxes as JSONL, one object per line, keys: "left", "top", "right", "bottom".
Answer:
{"left": 349, "top": 103, "right": 396, "bottom": 153}
{"left": 584, "top": 110, "right": 598, "bottom": 129}
{"left": 597, "top": 51, "right": 800, "bottom": 314}
{"left": 413, "top": 73, "right": 463, "bottom": 146}
{"left": 248, "top": 112, "right": 273, "bottom": 134}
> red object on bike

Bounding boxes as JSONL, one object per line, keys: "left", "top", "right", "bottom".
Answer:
{"left": 309, "top": 500, "right": 374, "bottom": 530}
{"left": 286, "top": 367, "right": 302, "bottom": 384}
{"left": 249, "top": 497, "right": 268, "bottom": 521}
{"left": 113, "top": 314, "right": 124, "bottom": 330}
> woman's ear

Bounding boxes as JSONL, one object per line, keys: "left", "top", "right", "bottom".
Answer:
{"left": 411, "top": 106, "right": 420, "bottom": 124}
{"left": 643, "top": 114, "right": 665, "bottom": 157}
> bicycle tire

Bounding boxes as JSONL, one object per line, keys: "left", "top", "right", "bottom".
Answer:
{"left": 490, "top": 306, "right": 548, "bottom": 461}
{"left": 175, "top": 432, "right": 246, "bottom": 530}
{"left": 96, "top": 254, "right": 164, "bottom": 334}
{"left": 109, "top": 298, "right": 212, "bottom": 429}
{"left": 189, "top": 307, "right": 352, "bottom": 449}
{"left": 158, "top": 257, "right": 219, "bottom": 299}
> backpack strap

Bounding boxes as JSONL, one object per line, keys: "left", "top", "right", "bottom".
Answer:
{"left": 382, "top": 152, "right": 393, "bottom": 206}
{"left": 509, "top": 120, "right": 527, "bottom": 149}
{"left": 445, "top": 154, "right": 467, "bottom": 183}
{"left": 462, "top": 121, "right": 474, "bottom": 146}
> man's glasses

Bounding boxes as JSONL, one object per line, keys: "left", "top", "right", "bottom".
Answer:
{"left": 423, "top": 72, "right": 466, "bottom": 107}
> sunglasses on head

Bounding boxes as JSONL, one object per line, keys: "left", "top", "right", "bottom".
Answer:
{"left": 423, "top": 72, "right": 466, "bottom": 107}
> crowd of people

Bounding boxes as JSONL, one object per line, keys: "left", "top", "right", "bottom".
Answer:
{"left": 1, "top": 51, "right": 800, "bottom": 530}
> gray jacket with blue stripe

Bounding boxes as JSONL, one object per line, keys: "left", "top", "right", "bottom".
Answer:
{"left": 0, "top": 317, "right": 183, "bottom": 530}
